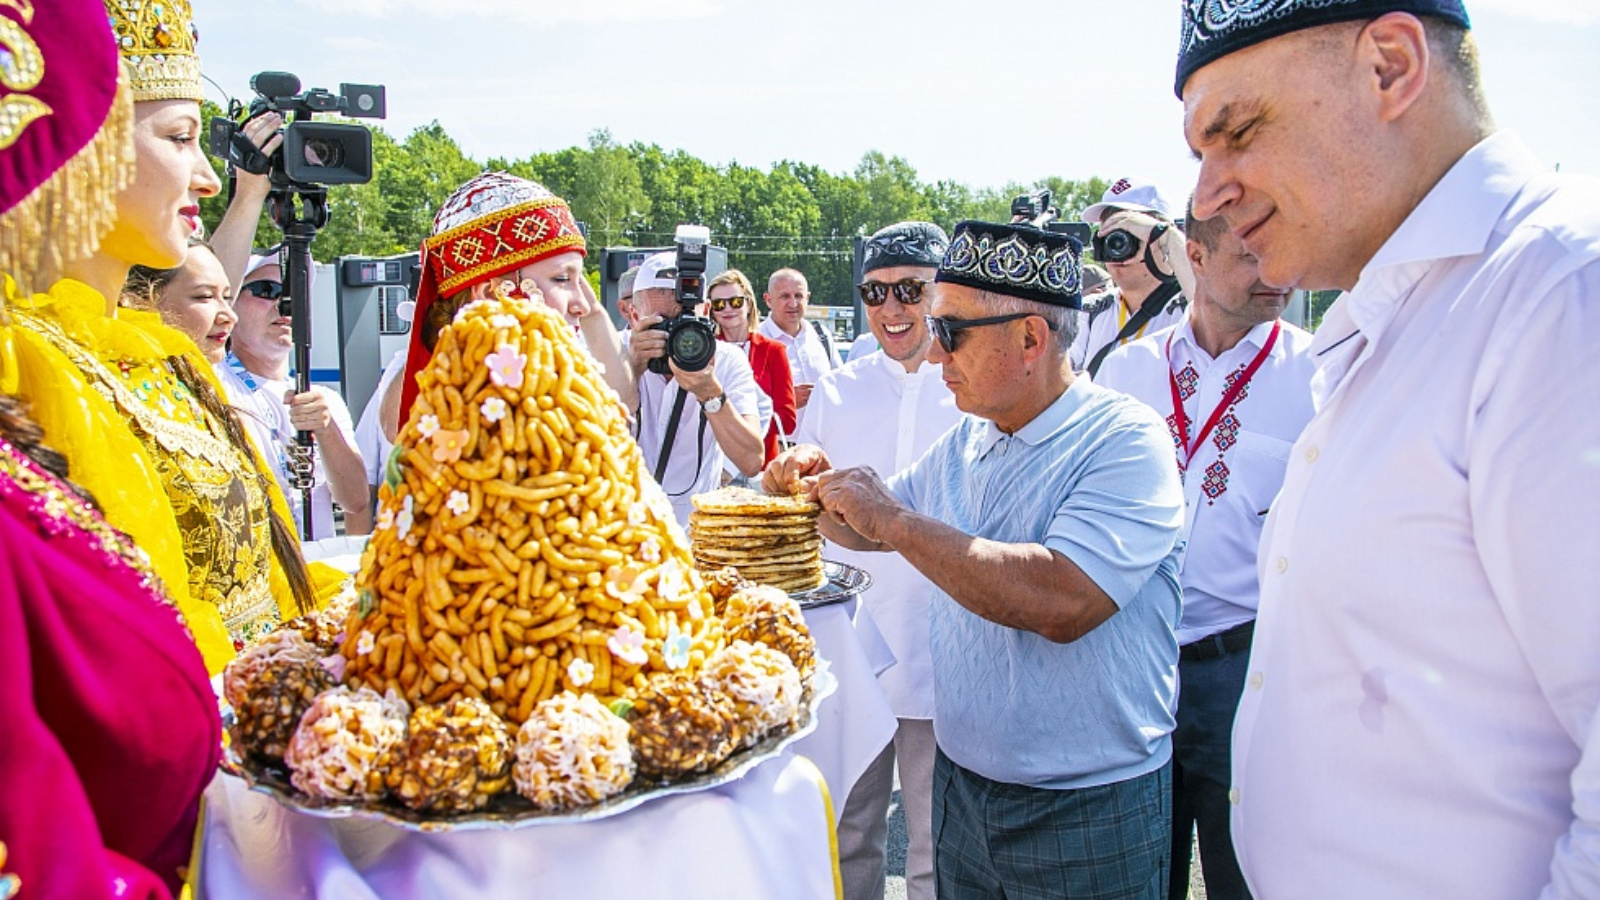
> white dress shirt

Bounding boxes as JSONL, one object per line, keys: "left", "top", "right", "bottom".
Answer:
{"left": 1097, "top": 317, "right": 1316, "bottom": 645}
{"left": 1071, "top": 288, "right": 1187, "bottom": 372}
{"left": 632, "top": 341, "right": 762, "bottom": 528}
{"left": 1232, "top": 132, "right": 1600, "bottom": 899}
{"left": 217, "top": 359, "right": 357, "bottom": 539}
{"left": 759, "top": 316, "right": 842, "bottom": 433}
{"left": 795, "top": 352, "right": 962, "bottom": 719}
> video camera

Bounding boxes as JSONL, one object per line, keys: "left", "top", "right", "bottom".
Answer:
{"left": 209, "top": 71, "right": 386, "bottom": 188}
{"left": 645, "top": 224, "right": 718, "bottom": 376}
{"left": 1012, "top": 187, "right": 1092, "bottom": 248}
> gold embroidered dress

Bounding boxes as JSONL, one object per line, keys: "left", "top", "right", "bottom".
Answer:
{"left": 0, "top": 275, "right": 304, "bottom": 670}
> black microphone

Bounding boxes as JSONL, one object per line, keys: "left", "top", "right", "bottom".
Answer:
{"left": 249, "top": 70, "right": 301, "bottom": 101}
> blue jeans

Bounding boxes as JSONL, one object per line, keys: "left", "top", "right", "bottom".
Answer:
{"left": 933, "top": 749, "right": 1170, "bottom": 900}
{"left": 1169, "top": 641, "right": 1252, "bottom": 900}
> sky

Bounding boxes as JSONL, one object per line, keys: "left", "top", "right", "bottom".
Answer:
{"left": 198, "top": 0, "right": 1599, "bottom": 209}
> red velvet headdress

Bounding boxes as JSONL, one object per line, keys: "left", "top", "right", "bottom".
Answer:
{"left": 399, "top": 172, "right": 586, "bottom": 422}
{"left": 0, "top": 0, "right": 135, "bottom": 295}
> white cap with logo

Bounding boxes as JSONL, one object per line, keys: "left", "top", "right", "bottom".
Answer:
{"left": 1081, "top": 177, "right": 1174, "bottom": 225}
{"left": 633, "top": 251, "right": 679, "bottom": 292}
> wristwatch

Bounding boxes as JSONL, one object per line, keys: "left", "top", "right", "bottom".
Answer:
{"left": 700, "top": 393, "right": 726, "bottom": 414}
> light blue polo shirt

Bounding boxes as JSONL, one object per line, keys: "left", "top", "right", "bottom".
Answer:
{"left": 889, "top": 377, "right": 1183, "bottom": 789}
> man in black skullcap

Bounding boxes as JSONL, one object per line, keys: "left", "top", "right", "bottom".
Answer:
{"left": 1178, "top": 2, "right": 1600, "bottom": 897}
{"left": 769, "top": 220, "right": 1185, "bottom": 899}
{"left": 782, "top": 221, "right": 961, "bottom": 900}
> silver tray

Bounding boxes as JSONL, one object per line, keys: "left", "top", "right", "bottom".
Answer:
{"left": 790, "top": 560, "right": 872, "bottom": 610}
{"left": 222, "top": 668, "right": 837, "bottom": 833}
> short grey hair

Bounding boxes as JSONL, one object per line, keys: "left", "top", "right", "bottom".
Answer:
{"left": 980, "top": 290, "right": 1079, "bottom": 352}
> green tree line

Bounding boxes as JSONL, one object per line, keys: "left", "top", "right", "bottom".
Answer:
{"left": 200, "top": 109, "right": 1109, "bottom": 309}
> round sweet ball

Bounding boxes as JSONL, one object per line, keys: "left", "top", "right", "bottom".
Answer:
{"left": 286, "top": 686, "right": 410, "bottom": 801}
{"left": 723, "top": 588, "right": 817, "bottom": 685}
{"left": 225, "top": 629, "right": 337, "bottom": 763}
{"left": 700, "top": 640, "right": 803, "bottom": 747}
{"left": 284, "top": 583, "right": 360, "bottom": 651}
{"left": 513, "top": 692, "right": 636, "bottom": 811}
{"left": 386, "top": 696, "right": 513, "bottom": 812}
{"left": 626, "top": 672, "right": 739, "bottom": 780}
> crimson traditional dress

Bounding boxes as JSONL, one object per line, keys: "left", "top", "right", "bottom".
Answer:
{"left": 0, "top": 433, "right": 220, "bottom": 900}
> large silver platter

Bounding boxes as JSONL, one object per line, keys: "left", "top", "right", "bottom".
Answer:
{"left": 222, "top": 669, "right": 837, "bottom": 833}
{"left": 790, "top": 560, "right": 872, "bottom": 610}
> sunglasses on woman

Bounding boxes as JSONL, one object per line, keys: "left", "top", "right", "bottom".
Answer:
{"left": 924, "top": 312, "right": 1057, "bottom": 353}
{"left": 709, "top": 295, "right": 747, "bottom": 312}
{"left": 857, "top": 278, "right": 930, "bottom": 307}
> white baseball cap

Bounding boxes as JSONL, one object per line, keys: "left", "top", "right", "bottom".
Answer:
{"left": 1081, "top": 177, "right": 1174, "bottom": 225}
{"left": 240, "top": 251, "right": 317, "bottom": 290}
{"left": 633, "top": 251, "right": 678, "bottom": 292}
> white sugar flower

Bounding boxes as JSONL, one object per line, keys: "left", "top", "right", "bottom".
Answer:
{"left": 480, "top": 396, "right": 508, "bottom": 423}
{"left": 567, "top": 657, "right": 595, "bottom": 687}
{"left": 446, "top": 490, "right": 471, "bottom": 516}
{"left": 417, "top": 414, "right": 440, "bottom": 438}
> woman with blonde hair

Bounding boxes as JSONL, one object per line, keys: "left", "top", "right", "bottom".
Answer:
{"left": 708, "top": 269, "right": 795, "bottom": 464}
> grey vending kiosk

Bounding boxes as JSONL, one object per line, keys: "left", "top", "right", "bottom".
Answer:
{"left": 334, "top": 251, "right": 418, "bottom": 418}
{"left": 597, "top": 243, "right": 729, "bottom": 328}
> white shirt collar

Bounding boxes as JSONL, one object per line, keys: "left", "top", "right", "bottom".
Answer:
{"left": 1169, "top": 314, "right": 1280, "bottom": 365}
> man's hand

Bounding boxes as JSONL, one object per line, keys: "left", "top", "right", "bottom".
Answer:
{"left": 794, "top": 382, "right": 815, "bottom": 409}
{"left": 629, "top": 314, "right": 667, "bottom": 376}
{"left": 234, "top": 112, "right": 284, "bottom": 196}
{"left": 815, "top": 466, "right": 903, "bottom": 546}
{"left": 762, "top": 444, "right": 833, "bottom": 496}
{"left": 284, "top": 386, "right": 337, "bottom": 436}
{"left": 670, "top": 360, "right": 720, "bottom": 404}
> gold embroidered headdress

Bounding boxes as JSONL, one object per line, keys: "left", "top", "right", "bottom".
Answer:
{"left": 0, "top": 0, "right": 135, "bottom": 296}
{"left": 106, "top": 0, "right": 204, "bottom": 103}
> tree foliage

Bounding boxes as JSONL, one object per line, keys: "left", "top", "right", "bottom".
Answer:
{"left": 198, "top": 121, "right": 1110, "bottom": 308}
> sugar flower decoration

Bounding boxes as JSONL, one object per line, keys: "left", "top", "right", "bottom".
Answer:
{"left": 663, "top": 621, "right": 692, "bottom": 671}
{"left": 356, "top": 631, "right": 376, "bottom": 657}
{"left": 417, "top": 414, "right": 440, "bottom": 438}
{"left": 567, "top": 657, "right": 595, "bottom": 687}
{"left": 446, "top": 490, "right": 471, "bottom": 516}
{"left": 607, "top": 625, "right": 648, "bottom": 666}
{"left": 377, "top": 505, "right": 394, "bottom": 531}
{"left": 638, "top": 537, "right": 661, "bottom": 564}
{"left": 486, "top": 344, "right": 527, "bottom": 390}
{"left": 626, "top": 503, "right": 647, "bottom": 526}
{"left": 431, "top": 429, "right": 469, "bottom": 464}
{"left": 656, "top": 559, "right": 687, "bottom": 604}
{"left": 480, "top": 396, "right": 508, "bottom": 424}
{"left": 604, "top": 564, "right": 649, "bottom": 604}
{"left": 396, "top": 494, "right": 415, "bottom": 540}
{"left": 319, "top": 653, "right": 347, "bottom": 682}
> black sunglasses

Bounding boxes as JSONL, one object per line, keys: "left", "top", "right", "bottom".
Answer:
{"left": 709, "top": 295, "right": 747, "bottom": 312}
{"left": 1093, "top": 223, "right": 1169, "bottom": 264}
{"left": 857, "top": 278, "right": 930, "bottom": 307}
{"left": 924, "top": 312, "right": 1056, "bottom": 353}
{"left": 240, "top": 279, "right": 286, "bottom": 301}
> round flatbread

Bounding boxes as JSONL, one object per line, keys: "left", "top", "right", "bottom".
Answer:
{"left": 692, "top": 486, "right": 820, "bottom": 516}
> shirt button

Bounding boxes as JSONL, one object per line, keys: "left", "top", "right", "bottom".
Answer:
{"left": 1249, "top": 672, "right": 1264, "bottom": 690}
{"left": 1304, "top": 445, "right": 1320, "bottom": 463}
{"left": 1274, "top": 557, "right": 1289, "bottom": 574}
{"left": 1229, "top": 788, "right": 1241, "bottom": 805}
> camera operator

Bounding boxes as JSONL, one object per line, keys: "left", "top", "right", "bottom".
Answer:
{"left": 627, "top": 251, "right": 765, "bottom": 527}
{"left": 1074, "top": 177, "right": 1195, "bottom": 376}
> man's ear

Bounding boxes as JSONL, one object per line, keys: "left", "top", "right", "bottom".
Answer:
{"left": 1361, "top": 12, "right": 1430, "bottom": 123}
{"left": 1187, "top": 239, "right": 1206, "bottom": 275}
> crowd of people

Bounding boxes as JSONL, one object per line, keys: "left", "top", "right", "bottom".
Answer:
{"left": 1, "top": 0, "right": 1596, "bottom": 898}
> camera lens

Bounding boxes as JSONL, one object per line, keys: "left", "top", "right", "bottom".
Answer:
{"left": 1098, "top": 229, "right": 1140, "bottom": 263}
{"left": 301, "top": 137, "right": 345, "bottom": 168}
{"left": 669, "top": 320, "right": 716, "bottom": 373}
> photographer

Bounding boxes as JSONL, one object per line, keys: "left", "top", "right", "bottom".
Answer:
{"left": 627, "top": 251, "right": 765, "bottom": 526}
{"left": 1074, "top": 178, "right": 1195, "bottom": 376}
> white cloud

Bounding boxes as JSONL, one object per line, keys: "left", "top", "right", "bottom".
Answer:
{"left": 1470, "top": 0, "right": 1600, "bottom": 26}
{"left": 296, "top": 0, "right": 720, "bottom": 24}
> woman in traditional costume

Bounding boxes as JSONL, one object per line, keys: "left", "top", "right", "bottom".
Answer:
{"left": 0, "top": 0, "right": 323, "bottom": 672}
{"left": 0, "top": 2, "right": 224, "bottom": 896}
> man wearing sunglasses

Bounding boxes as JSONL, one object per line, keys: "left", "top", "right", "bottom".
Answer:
{"left": 1096, "top": 206, "right": 1317, "bottom": 900}
{"left": 218, "top": 254, "right": 373, "bottom": 537}
{"left": 769, "top": 220, "right": 1184, "bottom": 899}
{"left": 780, "top": 221, "right": 961, "bottom": 900}
{"left": 1075, "top": 178, "right": 1193, "bottom": 377}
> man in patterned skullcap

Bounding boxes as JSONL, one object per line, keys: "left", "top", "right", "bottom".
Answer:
{"left": 768, "top": 220, "right": 1185, "bottom": 898}
{"left": 1178, "top": 1, "right": 1600, "bottom": 897}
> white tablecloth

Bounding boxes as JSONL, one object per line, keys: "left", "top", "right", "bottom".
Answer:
{"left": 793, "top": 599, "right": 898, "bottom": 819}
{"left": 198, "top": 753, "right": 840, "bottom": 900}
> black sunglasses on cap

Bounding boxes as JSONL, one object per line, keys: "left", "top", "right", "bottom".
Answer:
{"left": 924, "top": 312, "right": 1057, "bottom": 354}
{"left": 240, "top": 279, "right": 286, "bottom": 301}
{"left": 857, "top": 278, "right": 930, "bottom": 307}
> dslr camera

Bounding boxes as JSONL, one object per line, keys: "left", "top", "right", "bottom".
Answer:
{"left": 645, "top": 224, "right": 718, "bottom": 376}
{"left": 1013, "top": 187, "right": 1093, "bottom": 248}
{"left": 209, "top": 71, "right": 386, "bottom": 187}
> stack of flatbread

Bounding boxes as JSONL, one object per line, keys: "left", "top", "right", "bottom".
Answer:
{"left": 690, "top": 487, "right": 826, "bottom": 593}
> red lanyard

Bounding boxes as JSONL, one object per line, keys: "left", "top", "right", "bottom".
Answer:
{"left": 1166, "top": 320, "right": 1281, "bottom": 469}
